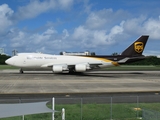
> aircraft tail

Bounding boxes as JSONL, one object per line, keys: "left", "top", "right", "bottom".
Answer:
{"left": 121, "top": 35, "right": 149, "bottom": 56}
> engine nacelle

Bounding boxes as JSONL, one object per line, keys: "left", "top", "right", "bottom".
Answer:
{"left": 75, "top": 64, "right": 87, "bottom": 72}
{"left": 52, "top": 65, "right": 63, "bottom": 73}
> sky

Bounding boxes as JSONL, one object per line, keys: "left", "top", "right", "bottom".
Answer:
{"left": 0, "top": 0, "right": 160, "bottom": 56}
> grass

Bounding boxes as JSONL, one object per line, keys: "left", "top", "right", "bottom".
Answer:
{"left": 0, "top": 65, "right": 18, "bottom": 70}
{"left": 0, "top": 103, "right": 160, "bottom": 120}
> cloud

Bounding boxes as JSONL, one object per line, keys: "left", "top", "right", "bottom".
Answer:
{"left": 14, "top": 0, "right": 56, "bottom": 20}
{"left": 6, "top": 27, "right": 71, "bottom": 53}
{"left": 7, "top": 12, "right": 158, "bottom": 54}
{"left": 2, "top": 1, "right": 160, "bottom": 55}
{"left": 72, "top": 22, "right": 124, "bottom": 48}
{"left": 86, "top": 11, "right": 108, "bottom": 29}
{"left": 144, "top": 50, "right": 160, "bottom": 56}
{"left": 85, "top": 8, "right": 129, "bottom": 30}
{"left": 13, "top": 0, "right": 74, "bottom": 21}
{"left": 58, "top": 0, "right": 74, "bottom": 10}
{"left": 82, "top": 0, "right": 93, "bottom": 14}
{"left": 143, "top": 18, "right": 160, "bottom": 40}
{"left": 0, "top": 4, "right": 14, "bottom": 34}
{"left": 106, "top": 21, "right": 124, "bottom": 42}
{"left": 8, "top": 29, "right": 27, "bottom": 48}
{"left": 43, "top": 27, "right": 57, "bottom": 35}
{"left": 123, "top": 16, "right": 146, "bottom": 35}
{"left": 29, "top": 27, "right": 57, "bottom": 46}
{"left": 62, "top": 29, "right": 69, "bottom": 39}
{"left": 123, "top": 16, "right": 160, "bottom": 40}
{"left": 71, "top": 9, "right": 127, "bottom": 49}
{"left": 71, "top": 8, "right": 160, "bottom": 51}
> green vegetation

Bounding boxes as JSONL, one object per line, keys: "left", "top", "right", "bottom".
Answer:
{"left": 0, "top": 103, "right": 160, "bottom": 120}
{"left": 127, "top": 56, "right": 160, "bottom": 65}
{"left": 0, "top": 65, "right": 18, "bottom": 70}
{"left": 0, "top": 55, "right": 10, "bottom": 65}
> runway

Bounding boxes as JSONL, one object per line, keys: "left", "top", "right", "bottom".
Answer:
{"left": 0, "top": 70, "right": 160, "bottom": 95}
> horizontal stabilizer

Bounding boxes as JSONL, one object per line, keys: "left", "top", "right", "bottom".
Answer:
{"left": 118, "top": 57, "right": 130, "bottom": 63}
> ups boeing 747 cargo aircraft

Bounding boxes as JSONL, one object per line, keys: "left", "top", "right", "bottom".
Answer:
{"left": 5, "top": 35, "right": 149, "bottom": 73}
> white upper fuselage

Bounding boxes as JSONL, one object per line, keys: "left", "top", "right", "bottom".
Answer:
{"left": 5, "top": 53, "right": 118, "bottom": 72}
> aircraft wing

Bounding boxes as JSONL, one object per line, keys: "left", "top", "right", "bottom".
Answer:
{"left": 41, "top": 62, "right": 105, "bottom": 72}
{"left": 41, "top": 61, "right": 118, "bottom": 73}
{"left": 41, "top": 62, "right": 103, "bottom": 68}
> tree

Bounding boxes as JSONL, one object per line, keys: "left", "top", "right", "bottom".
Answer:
{"left": 91, "top": 52, "right": 96, "bottom": 56}
{"left": 0, "top": 55, "right": 10, "bottom": 65}
{"left": 112, "top": 52, "right": 119, "bottom": 56}
{"left": 127, "top": 56, "right": 160, "bottom": 65}
{"left": 59, "top": 52, "right": 63, "bottom": 55}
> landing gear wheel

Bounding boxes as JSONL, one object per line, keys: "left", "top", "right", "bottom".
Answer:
{"left": 20, "top": 69, "right": 24, "bottom": 74}
{"left": 69, "top": 69, "right": 75, "bottom": 74}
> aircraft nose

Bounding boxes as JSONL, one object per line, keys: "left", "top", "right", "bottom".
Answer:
{"left": 5, "top": 58, "right": 13, "bottom": 65}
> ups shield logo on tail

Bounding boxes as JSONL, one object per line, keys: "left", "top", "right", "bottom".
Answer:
{"left": 134, "top": 42, "right": 144, "bottom": 53}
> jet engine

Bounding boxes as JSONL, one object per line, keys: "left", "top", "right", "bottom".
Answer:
{"left": 52, "top": 65, "right": 63, "bottom": 73}
{"left": 75, "top": 64, "right": 87, "bottom": 72}
{"left": 52, "top": 64, "right": 68, "bottom": 73}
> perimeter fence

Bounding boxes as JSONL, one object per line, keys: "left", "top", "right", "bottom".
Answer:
{"left": 142, "top": 109, "right": 160, "bottom": 120}
{"left": 0, "top": 95, "right": 160, "bottom": 120}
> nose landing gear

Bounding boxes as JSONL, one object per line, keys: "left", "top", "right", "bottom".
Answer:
{"left": 20, "top": 68, "right": 24, "bottom": 74}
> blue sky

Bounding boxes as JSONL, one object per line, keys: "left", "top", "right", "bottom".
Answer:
{"left": 0, "top": 0, "right": 160, "bottom": 56}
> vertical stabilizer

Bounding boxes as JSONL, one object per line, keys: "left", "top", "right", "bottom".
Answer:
{"left": 121, "top": 35, "right": 149, "bottom": 56}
